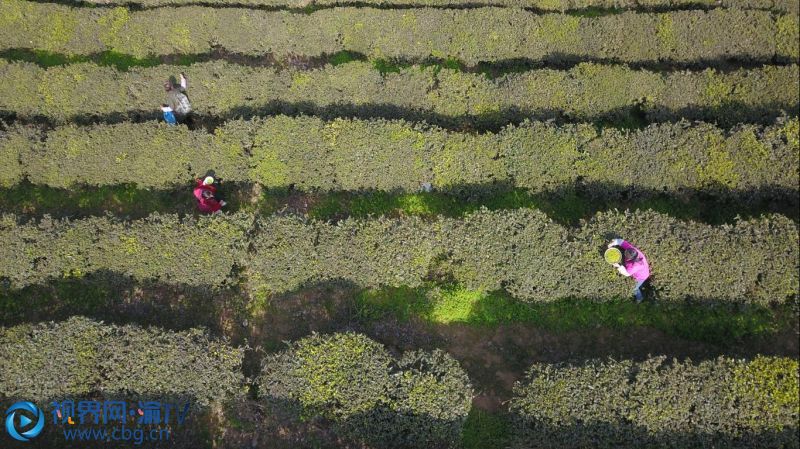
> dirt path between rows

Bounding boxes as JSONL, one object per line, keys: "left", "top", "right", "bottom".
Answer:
{"left": 239, "top": 284, "right": 799, "bottom": 413}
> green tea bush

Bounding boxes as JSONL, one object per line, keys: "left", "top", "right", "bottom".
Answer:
{"left": 1, "top": 60, "right": 796, "bottom": 127}
{"left": 0, "top": 1, "right": 793, "bottom": 64}
{"left": 249, "top": 116, "right": 443, "bottom": 191}
{"left": 501, "top": 118, "right": 800, "bottom": 194}
{"left": 10, "top": 117, "right": 796, "bottom": 193}
{"left": 247, "top": 214, "right": 440, "bottom": 293}
{"left": 247, "top": 208, "right": 799, "bottom": 304}
{"left": 0, "top": 213, "right": 251, "bottom": 288}
{"left": 0, "top": 317, "right": 245, "bottom": 405}
{"left": 51, "top": 0, "right": 800, "bottom": 13}
{"left": 457, "top": 208, "right": 799, "bottom": 303}
{"left": 257, "top": 333, "right": 472, "bottom": 448}
{"left": 258, "top": 332, "right": 393, "bottom": 419}
{"left": 0, "top": 317, "right": 107, "bottom": 400}
{"left": 0, "top": 126, "right": 30, "bottom": 187}
{"left": 97, "top": 323, "right": 245, "bottom": 405}
{"left": 21, "top": 122, "right": 250, "bottom": 188}
{"left": 1, "top": 210, "right": 795, "bottom": 303}
{"left": 509, "top": 356, "right": 799, "bottom": 448}
{"left": 776, "top": 14, "right": 800, "bottom": 61}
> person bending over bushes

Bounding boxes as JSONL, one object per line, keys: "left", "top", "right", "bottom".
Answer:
{"left": 605, "top": 238, "right": 650, "bottom": 303}
{"left": 161, "top": 73, "right": 193, "bottom": 127}
{"left": 193, "top": 175, "right": 226, "bottom": 214}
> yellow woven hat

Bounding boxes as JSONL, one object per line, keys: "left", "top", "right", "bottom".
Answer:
{"left": 604, "top": 247, "right": 622, "bottom": 264}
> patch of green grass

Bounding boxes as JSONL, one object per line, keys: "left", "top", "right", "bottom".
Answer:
{"left": 347, "top": 191, "right": 402, "bottom": 216}
{"left": 372, "top": 58, "right": 410, "bottom": 75}
{"left": 95, "top": 50, "right": 161, "bottom": 71}
{"left": 224, "top": 413, "right": 256, "bottom": 432}
{"left": 309, "top": 188, "right": 796, "bottom": 226}
{"left": 355, "top": 286, "right": 428, "bottom": 321}
{"left": 461, "top": 409, "right": 510, "bottom": 449}
{"left": 304, "top": 192, "right": 348, "bottom": 219}
{"left": 309, "top": 191, "right": 464, "bottom": 219}
{"left": 355, "top": 283, "right": 793, "bottom": 346}
{"left": 442, "top": 57, "right": 462, "bottom": 70}
{"left": 0, "top": 182, "right": 186, "bottom": 218}
{"left": 0, "top": 49, "right": 186, "bottom": 71}
{"left": 0, "top": 48, "right": 89, "bottom": 67}
{"left": 526, "top": 189, "right": 592, "bottom": 224}
{"left": 417, "top": 56, "right": 463, "bottom": 76}
{"left": 307, "top": 189, "right": 598, "bottom": 224}
{"left": 328, "top": 50, "right": 364, "bottom": 66}
{"left": 0, "top": 182, "right": 269, "bottom": 219}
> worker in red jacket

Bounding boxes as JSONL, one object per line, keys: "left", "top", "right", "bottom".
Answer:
{"left": 193, "top": 176, "right": 226, "bottom": 214}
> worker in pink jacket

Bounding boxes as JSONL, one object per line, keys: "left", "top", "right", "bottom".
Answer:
{"left": 193, "top": 176, "right": 226, "bottom": 214}
{"left": 606, "top": 238, "right": 650, "bottom": 303}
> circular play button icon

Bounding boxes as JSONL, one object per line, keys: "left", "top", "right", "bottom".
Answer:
{"left": 5, "top": 402, "right": 45, "bottom": 442}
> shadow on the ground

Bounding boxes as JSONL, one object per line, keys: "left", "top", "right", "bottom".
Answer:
{"left": 0, "top": 180, "right": 796, "bottom": 226}
{"left": 2, "top": 275, "right": 796, "bottom": 359}
{"left": 0, "top": 270, "right": 243, "bottom": 334}
{"left": 17, "top": 0, "right": 796, "bottom": 14}
{"left": 2, "top": 276, "right": 797, "bottom": 447}
{"left": 1, "top": 48, "right": 790, "bottom": 74}
{"left": 3, "top": 98, "right": 798, "bottom": 133}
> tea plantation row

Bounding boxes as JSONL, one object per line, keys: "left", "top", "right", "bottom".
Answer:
{"left": 1, "top": 210, "right": 796, "bottom": 304}
{"left": 1, "top": 61, "right": 797, "bottom": 127}
{"left": 2, "top": 117, "right": 797, "bottom": 195}
{"left": 1, "top": 1, "right": 797, "bottom": 64}
{"left": 0, "top": 319, "right": 472, "bottom": 447}
{"left": 509, "top": 355, "right": 799, "bottom": 448}
{"left": 55, "top": 0, "right": 800, "bottom": 13}
{"left": 2, "top": 318, "right": 796, "bottom": 448}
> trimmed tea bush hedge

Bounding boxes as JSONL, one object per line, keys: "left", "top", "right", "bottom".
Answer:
{"left": 509, "top": 356, "right": 799, "bottom": 448}
{"left": 1, "top": 210, "right": 796, "bottom": 303}
{"left": 0, "top": 60, "right": 797, "bottom": 127}
{"left": 257, "top": 332, "right": 472, "bottom": 448}
{"left": 6, "top": 116, "right": 796, "bottom": 194}
{"left": 0, "top": 213, "right": 251, "bottom": 288}
{"left": 0, "top": 317, "right": 245, "bottom": 405}
{"left": 0, "top": 2, "right": 795, "bottom": 64}
{"left": 247, "top": 209, "right": 799, "bottom": 304}
{"left": 53, "top": 0, "right": 800, "bottom": 13}
{"left": 19, "top": 121, "right": 251, "bottom": 188}
{"left": 0, "top": 127, "right": 32, "bottom": 187}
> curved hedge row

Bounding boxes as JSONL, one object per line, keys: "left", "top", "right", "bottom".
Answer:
{"left": 0, "top": 213, "right": 252, "bottom": 288}
{"left": 0, "top": 60, "right": 797, "bottom": 127}
{"left": 0, "top": 316, "right": 245, "bottom": 405}
{"left": 0, "top": 1, "right": 796, "bottom": 64}
{"left": 3, "top": 117, "right": 797, "bottom": 195}
{"left": 509, "top": 356, "right": 799, "bottom": 448}
{"left": 257, "top": 332, "right": 473, "bottom": 448}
